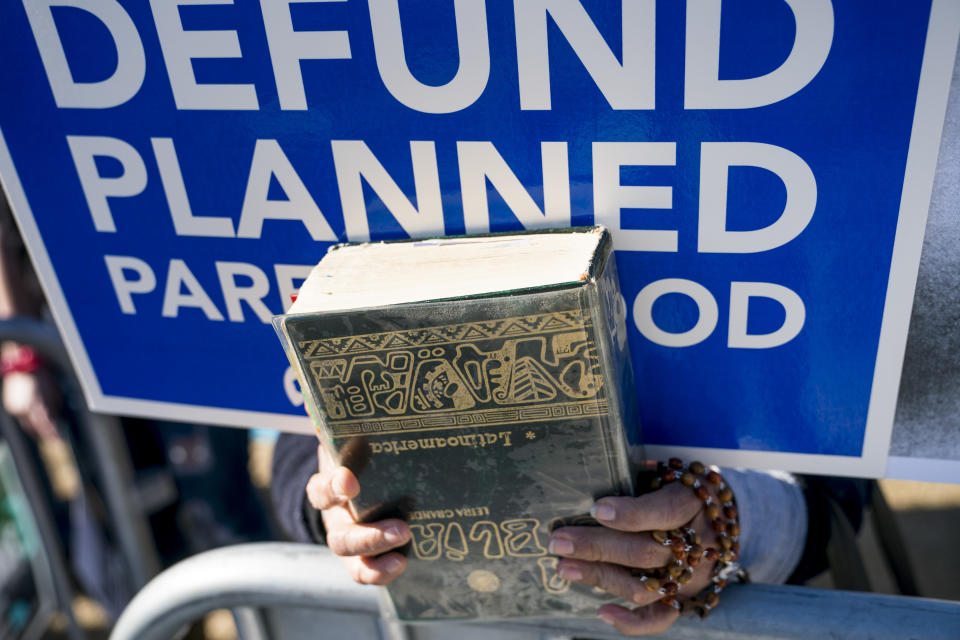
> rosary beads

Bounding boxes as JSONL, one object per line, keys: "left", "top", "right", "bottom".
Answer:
{"left": 633, "top": 458, "right": 749, "bottom": 618}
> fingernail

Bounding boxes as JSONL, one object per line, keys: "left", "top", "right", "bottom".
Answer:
{"left": 384, "top": 556, "right": 403, "bottom": 574}
{"left": 591, "top": 503, "right": 616, "bottom": 522}
{"left": 383, "top": 526, "right": 404, "bottom": 544}
{"left": 558, "top": 566, "right": 582, "bottom": 581}
{"left": 549, "top": 537, "right": 574, "bottom": 555}
{"left": 597, "top": 611, "right": 617, "bottom": 626}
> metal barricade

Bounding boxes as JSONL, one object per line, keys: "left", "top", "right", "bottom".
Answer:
{"left": 110, "top": 542, "right": 960, "bottom": 640}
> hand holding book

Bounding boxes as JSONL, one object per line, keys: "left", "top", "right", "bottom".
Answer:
{"left": 276, "top": 227, "right": 640, "bottom": 620}
{"left": 306, "top": 459, "right": 724, "bottom": 635}
{"left": 277, "top": 229, "right": 806, "bottom": 625}
{"left": 548, "top": 480, "right": 725, "bottom": 634}
{"left": 306, "top": 444, "right": 411, "bottom": 585}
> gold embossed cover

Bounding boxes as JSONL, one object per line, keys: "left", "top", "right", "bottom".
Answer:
{"left": 274, "top": 229, "right": 640, "bottom": 621}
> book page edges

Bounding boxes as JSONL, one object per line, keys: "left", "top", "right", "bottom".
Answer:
{"left": 289, "top": 226, "right": 606, "bottom": 315}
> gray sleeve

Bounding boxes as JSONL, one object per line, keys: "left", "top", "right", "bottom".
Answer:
{"left": 720, "top": 468, "right": 807, "bottom": 584}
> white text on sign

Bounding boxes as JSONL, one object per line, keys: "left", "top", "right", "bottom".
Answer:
{"left": 24, "top": 0, "right": 834, "bottom": 368}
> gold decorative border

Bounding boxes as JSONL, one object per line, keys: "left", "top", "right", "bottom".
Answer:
{"left": 330, "top": 399, "right": 608, "bottom": 437}
{"left": 297, "top": 310, "right": 590, "bottom": 359}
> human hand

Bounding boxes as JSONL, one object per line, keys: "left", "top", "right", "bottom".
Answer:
{"left": 548, "top": 480, "right": 721, "bottom": 635}
{"left": 305, "top": 445, "right": 411, "bottom": 585}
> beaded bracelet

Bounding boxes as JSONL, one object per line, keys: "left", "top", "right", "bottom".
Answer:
{"left": 632, "top": 458, "right": 749, "bottom": 618}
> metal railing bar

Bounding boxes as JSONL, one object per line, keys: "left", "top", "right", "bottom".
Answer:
{"left": 111, "top": 542, "right": 960, "bottom": 640}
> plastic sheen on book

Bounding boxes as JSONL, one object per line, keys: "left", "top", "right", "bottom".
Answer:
{"left": 274, "top": 226, "right": 641, "bottom": 621}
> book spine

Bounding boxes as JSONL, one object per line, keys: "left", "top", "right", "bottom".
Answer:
{"left": 585, "top": 244, "right": 639, "bottom": 495}
{"left": 273, "top": 316, "right": 329, "bottom": 442}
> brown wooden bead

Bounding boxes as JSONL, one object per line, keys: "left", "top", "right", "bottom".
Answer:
{"left": 659, "top": 596, "right": 678, "bottom": 608}
{"left": 635, "top": 459, "right": 751, "bottom": 618}
{"left": 650, "top": 477, "right": 662, "bottom": 491}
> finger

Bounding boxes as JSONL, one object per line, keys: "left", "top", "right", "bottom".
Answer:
{"left": 556, "top": 559, "right": 663, "bottom": 607}
{"left": 343, "top": 552, "right": 407, "bottom": 586}
{"left": 596, "top": 603, "right": 679, "bottom": 636}
{"left": 591, "top": 482, "right": 703, "bottom": 532}
{"left": 325, "top": 518, "right": 410, "bottom": 557}
{"left": 676, "top": 510, "right": 719, "bottom": 596}
{"left": 306, "top": 467, "right": 359, "bottom": 511}
{"left": 549, "top": 527, "right": 672, "bottom": 568}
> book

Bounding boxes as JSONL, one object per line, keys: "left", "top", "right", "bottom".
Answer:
{"left": 274, "top": 226, "right": 640, "bottom": 621}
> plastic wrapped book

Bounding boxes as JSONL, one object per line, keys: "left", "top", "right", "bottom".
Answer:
{"left": 274, "top": 226, "right": 641, "bottom": 621}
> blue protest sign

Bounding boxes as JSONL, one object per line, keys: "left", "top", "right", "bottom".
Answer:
{"left": 1, "top": 0, "right": 957, "bottom": 475}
